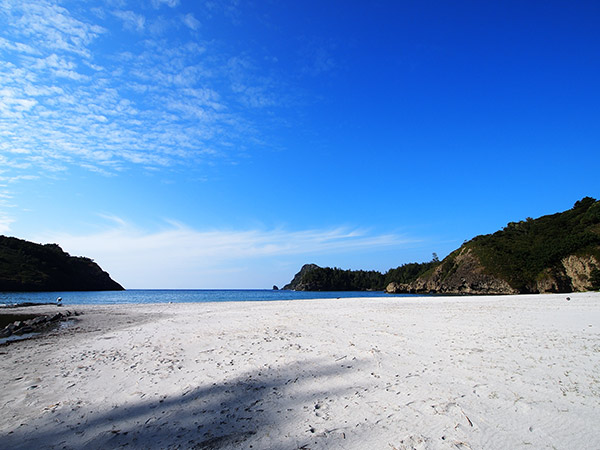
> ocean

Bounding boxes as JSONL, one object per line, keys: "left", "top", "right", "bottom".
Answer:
{"left": 0, "top": 289, "right": 411, "bottom": 306}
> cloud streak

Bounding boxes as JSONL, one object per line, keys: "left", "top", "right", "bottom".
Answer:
{"left": 112, "top": 10, "right": 146, "bottom": 31}
{"left": 32, "top": 219, "right": 418, "bottom": 288}
{"left": 0, "top": 0, "right": 288, "bottom": 185}
{"left": 182, "top": 13, "right": 200, "bottom": 31}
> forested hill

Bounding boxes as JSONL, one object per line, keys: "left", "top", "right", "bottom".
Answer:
{"left": 285, "top": 197, "right": 600, "bottom": 294}
{"left": 427, "top": 196, "right": 600, "bottom": 294}
{"left": 0, "top": 236, "right": 124, "bottom": 292}
{"left": 283, "top": 260, "right": 440, "bottom": 291}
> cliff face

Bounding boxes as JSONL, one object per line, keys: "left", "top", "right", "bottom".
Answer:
{"left": 406, "top": 247, "right": 519, "bottom": 295}
{"left": 560, "top": 254, "right": 599, "bottom": 291}
{"left": 287, "top": 197, "right": 600, "bottom": 295}
{"left": 386, "top": 250, "right": 599, "bottom": 295}
{"left": 282, "top": 264, "right": 320, "bottom": 290}
{"left": 387, "top": 198, "right": 600, "bottom": 295}
{"left": 0, "top": 236, "right": 124, "bottom": 292}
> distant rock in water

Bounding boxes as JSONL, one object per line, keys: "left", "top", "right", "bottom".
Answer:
{"left": 272, "top": 285, "right": 279, "bottom": 290}
{"left": 0, "top": 235, "right": 124, "bottom": 292}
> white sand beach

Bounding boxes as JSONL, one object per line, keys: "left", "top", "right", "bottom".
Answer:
{"left": 1, "top": 292, "right": 599, "bottom": 449}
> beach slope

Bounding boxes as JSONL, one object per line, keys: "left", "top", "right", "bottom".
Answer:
{"left": 1, "top": 293, "right": 599, "bottom": 449}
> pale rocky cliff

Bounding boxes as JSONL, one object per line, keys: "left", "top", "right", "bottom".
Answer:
{"left": 528, "top": 255, "right": 598, "bottom": 293}
{"left": 386, "top": 248, "right": 599, "bottom": 295}
{"left": 298, "top": 198, "right": 600, "bottom": 296}
{"left": 387, "top": 247, "right": 518, "bottom": 295}
{"left": 560, "top": 254, "right": 599, "bottom": 291}
{"left": 387, "top": 198, "right": 600, "bottom": 295}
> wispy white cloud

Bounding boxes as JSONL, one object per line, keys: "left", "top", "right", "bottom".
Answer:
{"left": 0, "top": 87, "right": 38, "bottom": 118}
{"left": 32, "top": 219, "right": 418, "bottom": 288}
{"left": 27, "top": 53, "right": 89, "bottom": 80}
{"left": 182, "top": 13, "right": 200, "bottom": 31}
{"left": 0, "top": 214, "right": 14, "bottom": 234}
{"left": 152, "top": 0, "right": 180, "bottom": 8}
{"left": 1, "top": 0, "right": 106, "bottom": 58}
{"left": 112, "top": 9, "right": 146, "bottom": 32}
{"left": 0, "top": 36, "right": 38, "bottom": 54}
{"left": 0, "top": 186, "right": 15, "bottom": 233}
{"left": 0, "top": 0, "right": 287, "bottom": 185}
{"left": 0, "top": 174, "right": 39, "bottom": 183}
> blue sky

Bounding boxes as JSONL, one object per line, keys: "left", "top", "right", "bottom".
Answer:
{"left": 1, "top": 0, "right": 598, "bottom": 289}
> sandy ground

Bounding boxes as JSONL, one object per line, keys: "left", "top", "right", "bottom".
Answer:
{"left": 1, "top": 292, "right": 599, "bottom": 450}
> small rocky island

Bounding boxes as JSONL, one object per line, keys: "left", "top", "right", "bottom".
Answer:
{"left": 0, "top": 235, "right": 124, "bottom": 292}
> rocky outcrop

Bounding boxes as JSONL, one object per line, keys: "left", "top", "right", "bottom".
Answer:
{"left": 560, "top": 255, "right": 599, "bottom": 291}
{"left": 533, "top": 267, "right": 573, "bottom": 293}
{"left": 291, "top": 198, "right": 600, "bottom": 295}
{"left": 385, "top": 248, "right": 599, "bottom": 296}
{"left": 282, "top": 264, "right": 320, "bottom": 290}
{"left": 406, "top": 247, "right": 519, "bottom": 295}
{"left": 530, "top": 254, "right": 599, "bottom": 293}
{"left": 389, "top": 198, "right": 600, "bottom": 295}
{"left": 0, "top": 310, "right": 76, "bottom": 339}
{"left": 385, "top": 282, "right": 412, "bottom": 294}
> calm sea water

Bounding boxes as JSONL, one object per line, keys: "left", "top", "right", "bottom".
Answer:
{"left": 0, "top": 289, "right": 409, "bottom": 306}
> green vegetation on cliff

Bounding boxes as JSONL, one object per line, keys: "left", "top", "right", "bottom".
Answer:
{"left": 294, "top": 266, "right": 385, "bottom": 291}
{"left": 285, "top": 197, "right": 600, "bottom": 294}
{"left": 384, "top": 260, "right": 440, "bottom": 286}
{"left": 0, "top": 236, "right": 124, "bottom": 292}
{"left": 466, "top": 197, "right": 600, "bottom": 292}
{"left": 283, "top": 259, "right": 439, "bottom": 291}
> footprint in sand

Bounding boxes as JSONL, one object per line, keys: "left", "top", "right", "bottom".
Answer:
{"left": 314, "top": 401, "right": 331, "bottom": 420}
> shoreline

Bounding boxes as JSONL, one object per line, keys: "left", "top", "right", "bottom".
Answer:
{"left": 1, "top": 292, "right": 599, "bottom": 449}
{"left": 0, "top": 289, "right": 401, "bottom": 308}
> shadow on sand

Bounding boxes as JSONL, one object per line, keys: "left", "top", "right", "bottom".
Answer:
{"left": 3, "top": 357, "right": 364, "bottom": 449}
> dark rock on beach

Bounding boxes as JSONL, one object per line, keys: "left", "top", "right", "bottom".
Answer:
{"left": 0, "top": 310, "right": 75, "bottom": 340}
